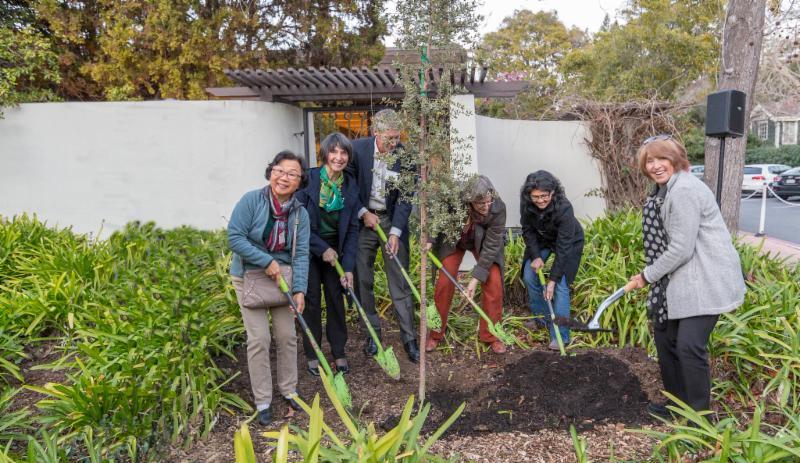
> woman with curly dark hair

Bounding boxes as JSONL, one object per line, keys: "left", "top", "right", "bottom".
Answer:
{"left": 519, "top": 170, "right": 584, "bottom": 350}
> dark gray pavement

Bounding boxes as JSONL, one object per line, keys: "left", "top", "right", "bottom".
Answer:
{"left": 738, "top": 194, "right": 800, "bottom": 245}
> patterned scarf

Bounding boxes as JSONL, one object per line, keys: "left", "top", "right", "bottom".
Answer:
{"left": 642, "top": 185, "right": 669, "bottom": 329}
{"left": 319, "top": 167, "right": 344, "bottom": 213}
{"left": 263, "top": 186, "right": 290, "bottom": 252}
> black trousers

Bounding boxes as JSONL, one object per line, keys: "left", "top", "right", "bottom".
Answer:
{"left": 303, "top": 250, "right": 348, "bottom": 360}
{"left": 653, "top": 314, "right": 719, "bottom": 412}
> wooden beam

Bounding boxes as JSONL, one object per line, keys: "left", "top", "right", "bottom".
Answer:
{"left": 206, "top": 86, "right": 259, "bottom": 98}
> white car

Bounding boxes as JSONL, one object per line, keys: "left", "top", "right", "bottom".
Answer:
{"left": 742, "top": 164, "right": 792, "bottom": 193}
{"left": 690, "top": 165, "right": 705, "bottom": 179}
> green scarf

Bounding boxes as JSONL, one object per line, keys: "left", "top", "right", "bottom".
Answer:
{"left": 320, "top": 167, "right": 345, "bottom": 213}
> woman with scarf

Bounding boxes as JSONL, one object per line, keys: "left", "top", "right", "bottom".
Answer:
{"left": 628, "top": 135, "right": 744, "bottom": 417}
{"left": 520, "top": 170, "right": 584, "bottom": 351}
{"left": 295, "top": 133, "right": 360, "bottom": 375}
{"left": 426, "top": 175, "right": 508, "bottom": 354}
{"left": 227, "top": 150, "right": 310, "bottom": 426}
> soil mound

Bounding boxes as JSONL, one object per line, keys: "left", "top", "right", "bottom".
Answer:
{"left": 428, "top": 351, "right": 650, "bottom": 435}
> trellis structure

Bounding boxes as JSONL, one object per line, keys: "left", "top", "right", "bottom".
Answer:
{"left": 206, "top": 65, "right": 528, "bottom": 103}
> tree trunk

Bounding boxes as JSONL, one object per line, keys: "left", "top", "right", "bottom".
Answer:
{"left": 703, "top": 0, "right": 766, "bottom": 232}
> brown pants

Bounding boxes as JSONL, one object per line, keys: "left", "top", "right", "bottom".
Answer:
{"left": 232, "top": 276, "right": 297, "bottom": 407}
{"left": 430, "top": 248, "right": 503, "bottom": 343}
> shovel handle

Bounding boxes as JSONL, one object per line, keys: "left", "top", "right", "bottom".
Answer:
{"left": 536, "top": 268, "right": 547, "bottom": 286}
{"left": 427, "top": 251, "right": 443, "bottom": 269}
{"left": 277, "top": 275, "right": 335, "bottom": 377}
{"left": 333, "top": 260, "right": 385, "bottom": 354}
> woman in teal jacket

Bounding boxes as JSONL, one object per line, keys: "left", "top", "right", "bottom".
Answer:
{"left": 228, "top": 150, "right": 310, "bottom": 426}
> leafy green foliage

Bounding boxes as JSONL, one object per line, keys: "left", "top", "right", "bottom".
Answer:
{"left": 746, "top": 145, "right": 800, "bottom": 166}
{"left": 8, "top": 0, "right": 386, "bottom": 101}
{"left": 0, "top": 216, "right": 248, "bottom": 460}
{"left": 476, "top": 9, "right": 586, "bottom": 119}
{"left": 561, "top": 0, "right": 723, "bottom": 101}
{"left": 260, "top": 368, "right": 464, "bottom": 462}
{"left": 0, "top": 26, "right": 61, "bottom": 117}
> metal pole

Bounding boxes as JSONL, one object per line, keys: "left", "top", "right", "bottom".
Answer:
{"left": 756, "top": 182, "right": 767, "bottom": 237}
{"left": 715, "top": 136, "right": 726, "bottom": 206}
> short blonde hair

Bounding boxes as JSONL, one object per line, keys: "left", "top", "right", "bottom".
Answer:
{"left": 637, "top": 137, "right": 690, "bottom": 178}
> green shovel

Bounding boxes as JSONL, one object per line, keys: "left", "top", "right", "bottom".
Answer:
{"left": 373, "top": 226, "right": 442, "bottom": 331}
{"left": 427, "top": 251, "right": 514, "bottom": 345}
{"left": 277, "top": 275, "right": 352, "bottom": 408}
{"left": 536, "top": 269, "right": 567, "bottom": 356}
{"left": 333, "top": 261, "right": 401, "bottom": 379}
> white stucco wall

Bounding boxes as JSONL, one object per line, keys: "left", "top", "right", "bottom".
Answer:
{"left": 0, "top": 100, "right": 304, "bottom": 236}
{"left": 475, "top": 116, "right": 604, "bottom": 227}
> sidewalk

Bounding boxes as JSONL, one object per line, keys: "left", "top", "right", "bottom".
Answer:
{"left": 737, "top": 231, "right": 800, "bottom": 264}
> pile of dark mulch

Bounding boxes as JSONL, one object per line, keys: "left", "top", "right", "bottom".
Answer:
{"left": 426, "top": 351, "right": 651, "bottom": 435}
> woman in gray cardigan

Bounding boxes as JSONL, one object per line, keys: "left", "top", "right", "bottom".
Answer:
{"left": 628, "top": 135, "right": 745, "bottom": 418}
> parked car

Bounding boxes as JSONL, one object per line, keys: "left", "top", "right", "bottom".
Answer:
{"left": 772, "top": 167, "right": 800, "bottom": 200}
{"left": 742, "top": 164, "right": 792, "bottom": 193}
{"left": 690, "top": 165, "right": 705, "bottom": 179}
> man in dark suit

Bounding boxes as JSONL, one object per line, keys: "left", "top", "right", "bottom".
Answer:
{"left": 350, "top": 109, "right": 419, "bottom": 363}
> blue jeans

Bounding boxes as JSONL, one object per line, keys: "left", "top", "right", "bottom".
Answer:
{"left": 522, "top": 249, "right": 571, "bottom": 343}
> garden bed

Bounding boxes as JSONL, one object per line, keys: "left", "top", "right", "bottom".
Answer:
{"left": 168, "top": 318, "right": 665, "bottom": 462}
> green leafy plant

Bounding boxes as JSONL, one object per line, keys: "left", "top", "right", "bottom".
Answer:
{"left": 261, "top": 368, "right": 464, "bottom": 462}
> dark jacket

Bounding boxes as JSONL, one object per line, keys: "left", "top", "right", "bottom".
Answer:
{"left": 520, "top": 198, "right": 584, "bottom": 284}
{"left": 295, "top": 167, "right": 360, "bottom": 273}
{"left": 349, "top": 136, "right": 413, "bottom": 246}
{"left": 433, "top": 198, "right": 507, "bottom": 283}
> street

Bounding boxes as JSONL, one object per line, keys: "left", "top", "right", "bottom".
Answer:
{"left": 739, "top": 193, "right": 800, "bottom": 244}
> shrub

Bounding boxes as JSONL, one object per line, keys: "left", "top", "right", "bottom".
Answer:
{"left": 746, "top": 145, "right": 800, "bottom": 167}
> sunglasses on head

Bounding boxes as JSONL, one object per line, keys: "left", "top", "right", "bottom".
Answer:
{"left": 642, "top": 134, "right": 672, "bottom": 145}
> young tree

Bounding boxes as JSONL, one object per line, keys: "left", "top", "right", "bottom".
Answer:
{"left": 390, "top": 0, "right": 482, "bottom": 403}
{"left": 703, "top": 0, "right": 767, "bottom": 232}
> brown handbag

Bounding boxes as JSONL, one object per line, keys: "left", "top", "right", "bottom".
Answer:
{"left": 240, "top": 213, "right": 300, "bottom": 310}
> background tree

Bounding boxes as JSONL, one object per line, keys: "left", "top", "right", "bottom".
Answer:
{"left": 561, "top": 0, "right": 723, "bottom": 102}
{"left": 755, "top": 1, "right": 800, "bottom": 103}
{"left": 476, "top": 9, "right": 586, "bottom": 119}
{"left": 703, "top": 0, "right": 767, "bottom": 232}
{"left": 5, "top": 0, "right": 387, "bottom": 101}
{"left": 0, "top": 26, "right": 60, "bottom": 118}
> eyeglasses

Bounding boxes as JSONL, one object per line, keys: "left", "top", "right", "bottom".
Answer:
{"left": 271, "top": 166, "right": 302, "bottom": 181}
{"left": 530, "top": 192, "right": 552, "bottom": 201}
{"left": 642, "top": 134, "right": 672, "bottom": 145}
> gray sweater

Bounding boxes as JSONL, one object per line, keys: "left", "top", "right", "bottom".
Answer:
{"left": 642, "top": 171, "right": 746, "bottom": 319}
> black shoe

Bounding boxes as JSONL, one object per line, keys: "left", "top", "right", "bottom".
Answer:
{"left": 404, "top": 340, "right": 420, "bottom": 363}
{"left": 335, "top": 359, "right": 350, "bottom": 374}
{"left": 257, "top": 406, "right": 273, "bottom": 426}
{"left": 647, "top": 402, "right": 672, "bottom": 419}
{"left": 307, "top": 360, "right": 320, "bottom": 377}
{"left": 284, "top": 395, "right": 302, "bottom": 412}
{"left": 364, "top": 337, "right": 379, "bottom": 357}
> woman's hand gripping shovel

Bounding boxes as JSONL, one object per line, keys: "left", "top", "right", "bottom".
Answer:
{"left": 333, "top": 261, "right": 401, "bottom": 380}
{"left": 554, "top": 281, "right": 637, "bottom": 334}
{"left": 276, "top": 275, "right": 352, "bottom": 409}
{"left": 427, "top": 252, "right": 515, "bottom": 346}
{"left": 374, "top": 226, "right": 442, "bottom": 331}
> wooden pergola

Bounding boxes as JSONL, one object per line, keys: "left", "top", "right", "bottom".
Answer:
{"left": 206, "top": 65, "right": 529, "bottom": 104}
